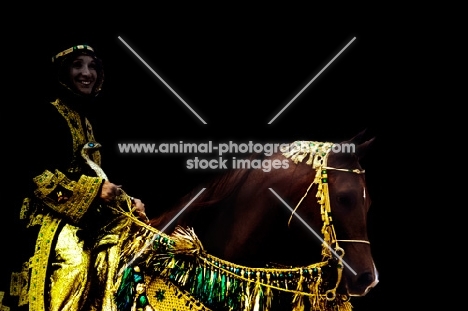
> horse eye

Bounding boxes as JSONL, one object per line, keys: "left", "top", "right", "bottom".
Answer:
{"left": 336, "top": 195, "right": 354, "bottom": 206}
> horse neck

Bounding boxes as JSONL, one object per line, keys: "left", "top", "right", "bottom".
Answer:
{"left": 149, "top": 167, "right": 254, "bottom": 233}
{"left": 212, "top": 156, "right": 326, "bottom": 266}
{"left": 148, "top": 151, "right": 326, "bottom": 266}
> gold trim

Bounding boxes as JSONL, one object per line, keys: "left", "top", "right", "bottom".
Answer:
{"left": 29, "top": 215, "right": 61, "bottom": 311}
{"left": 50, "top": 98, "right": 84, "bottom": 158}
{"left": 52, "top": 45, "right": 94, "bottom": 62}
{"left": 33, "top": 169, "right": 102, "bottom": 223}
{"left": 9, "top": 261, "right": 29, "bottom": 306}
{"left": 146, "top": 277, "right": 212, "bottom": 311}
{"left": 50, "top": 99, "right": 102, "bottom": 174}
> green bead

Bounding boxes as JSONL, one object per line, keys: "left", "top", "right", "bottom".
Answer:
{"left": 138, "top": 295, "right": 148, "bottom": 305}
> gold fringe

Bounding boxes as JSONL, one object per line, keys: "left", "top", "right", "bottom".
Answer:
{"left": 264, "top": 273, "right": 273, "bottom": 311}
{"left": 243, "top": 281, "right": 251, "bottom": 311}
{"left": 170, "top": 226, "right": 205, "bottom": 256}
{"left": 252, "top": 278, "right": 262, "bottom": 311}
{"left": 292, "top": 272, "right": 305, "bottom": 311}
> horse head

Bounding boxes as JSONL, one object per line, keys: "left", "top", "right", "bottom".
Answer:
{"left": 323, "top": 131, "right": 379, "bottom": 297}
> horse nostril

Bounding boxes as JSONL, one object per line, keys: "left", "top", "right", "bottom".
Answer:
{"left": 357, "top": 272, "right": 374, "bottom": 288}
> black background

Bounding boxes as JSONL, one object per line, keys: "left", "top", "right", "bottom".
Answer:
{"left": 2, "top": 6, "right": 422, "bottom": 310}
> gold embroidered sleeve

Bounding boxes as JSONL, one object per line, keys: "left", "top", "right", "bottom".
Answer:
{"left": 32, "top": 169, "right": 103, "bottom": 224}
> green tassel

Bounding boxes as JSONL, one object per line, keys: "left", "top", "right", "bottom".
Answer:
{"left": 197, "top": 266, "right": 204, "bottom": 297}
{"left": 207, "top": 269, "right": 217, "bottom": 304}
{"left": 220, "top": 273, "right": 227, "bottom": 304}
{"left": 226, "top": 276, "right": 240, "bottom": 309}
{"left": 115, "top": 267, "right": 135, "bottom": 311}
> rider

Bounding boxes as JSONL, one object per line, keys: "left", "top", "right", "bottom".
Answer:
{"left": 4, "top": 43, "right": 148, "bottom": 311}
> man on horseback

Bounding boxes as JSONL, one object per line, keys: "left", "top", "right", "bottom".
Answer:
{"left": 2, "top": 42, "right": 148, "bottom": 311}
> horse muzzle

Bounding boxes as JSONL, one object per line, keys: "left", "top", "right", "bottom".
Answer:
{"left": 345, "top": 261, "right": 379, "bottom": 296}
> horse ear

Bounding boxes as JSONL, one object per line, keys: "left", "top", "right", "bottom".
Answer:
{"left": 355, "top": 137, "right": 375, "bottom": 159}
{"left": 347, "top": 129, "right": 368, "bottom": 144}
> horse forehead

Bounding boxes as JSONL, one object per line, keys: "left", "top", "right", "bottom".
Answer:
{"left": 327, "top": 151, "right": 359, "bottom": 167}
{"left": 328, "top": 171, "right": 366, "bottom": 191}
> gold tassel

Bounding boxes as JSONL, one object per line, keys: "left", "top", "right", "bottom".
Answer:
{"left": 306, "top": 148, "right": 314, "bottom": 165}
{"left": 251, "top": 272, "right": 263, "bottom": 311}
{"left": 243, "top": 281, "right": 251, "bottom": 311}
{"left": 282, "top": 141, "right": 311, "bottom": 164}
{"left": 170, "top": 226, "right": 205, "bottom": 256}
{"left": 264, "top": 273, "right": 273, "bottom": 311}
{"left": 252, "top": 283, "right": 261, "bottom": 311}
{"left": 308, "top": 273, "right": 322, "bottom": 310}
{"left": 292, "top": 272, "right": 305, "bottom": 311}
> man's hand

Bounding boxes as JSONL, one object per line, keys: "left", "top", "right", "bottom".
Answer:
{"left": 99, "top": 180, "right": 121, "bottom": 203}
{"left": 131, "top": 197, "right": 149, "bottom": 223}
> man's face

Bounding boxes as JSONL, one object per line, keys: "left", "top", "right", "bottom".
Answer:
{"left": 69, "top": 55, "right": 97, "bottom": 95}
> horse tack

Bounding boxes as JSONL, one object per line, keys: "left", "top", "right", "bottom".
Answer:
{"left": 114, "top": 140, "right": 372, "bottom": 311}
{"left": 117, "top": 226, "right": 350, "bottom": 311}
{"left": 283, "top": 141, "right": 370, "bottom": 246}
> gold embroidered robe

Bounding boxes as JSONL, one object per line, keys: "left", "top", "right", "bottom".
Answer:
{"left": 10, "top": 98, "right": 107, "bottom": 311}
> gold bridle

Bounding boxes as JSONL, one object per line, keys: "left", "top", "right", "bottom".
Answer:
{"left": 282, "top": 141, "right": 370, "bottom": 248}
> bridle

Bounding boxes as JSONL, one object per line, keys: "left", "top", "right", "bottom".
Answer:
{"left": 282, "top": 141, "right": 371, "bottom": 248}
{"left": 323, "top": 166, "right": 371, "bottom": 246}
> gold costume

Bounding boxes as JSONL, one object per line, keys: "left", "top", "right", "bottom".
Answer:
{"left": 10, "top": 98, "right": 108, "bottom": 311}
{"left": 6, "top": 44, "right": 137, "bottom": 311}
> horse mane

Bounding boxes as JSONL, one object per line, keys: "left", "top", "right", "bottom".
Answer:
{"left": 149, "top": 152, "right": 266, "bottom": 231}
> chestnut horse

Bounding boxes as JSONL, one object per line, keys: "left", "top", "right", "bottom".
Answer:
{"left": 141, "top": 132, "right": 378, "bottom": 310}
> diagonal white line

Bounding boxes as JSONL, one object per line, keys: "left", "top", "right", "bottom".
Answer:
{"left": 268, "top": 187, "right": 357, "bottom": 275}
{"left": 118, "top": 36, "right": 207, "bottom": 124}
{"left": 159, "top": 188, "right": 206, "bottom": 234}
{"left": 268, "top": 37, "right": 356, "bottom": 124}
{"left": 118, "top": 187, "right": 206, "bottom": 276}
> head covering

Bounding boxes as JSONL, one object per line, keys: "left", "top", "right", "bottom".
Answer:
{"left": 52, "top": 44, "right": 104, "bottom": 99}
